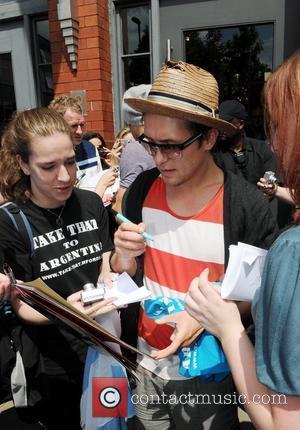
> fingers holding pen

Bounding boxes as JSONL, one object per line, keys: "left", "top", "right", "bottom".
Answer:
{"left": 115, "top": 221, "right": 147, "bottom": 242}
{"left": 114, "top": 221, "right": 147, "bottom": 257}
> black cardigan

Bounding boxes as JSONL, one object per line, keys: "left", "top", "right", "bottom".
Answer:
{"left": 122, "top": 167, "right": 279, "bottom": 268}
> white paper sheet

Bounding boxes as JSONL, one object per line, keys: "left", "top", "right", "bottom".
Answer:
{"left": 78, "top": 169, "right": 120, "bottom": 196}
{"left": 221, "top": 242, "right": 267, "bottom": 301}
{"left": 99, "top": 272, "right": 151, "bottom": 307}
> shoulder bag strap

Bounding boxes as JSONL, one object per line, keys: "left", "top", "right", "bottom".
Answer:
{"left": 0, "top": 203, "right": 34, "bottom": 257}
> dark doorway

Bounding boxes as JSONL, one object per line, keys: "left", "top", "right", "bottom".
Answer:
{"left": 0, "top": 53, "right": 16, "bottom": 137}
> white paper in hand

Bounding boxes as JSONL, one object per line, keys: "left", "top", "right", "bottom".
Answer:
{"left": 78, "top": 170, "right": 105, "bottom": 191}
{"left": 102, "top": 272, "right": 151, "bottom": 307}
{"left": 221, "top": 242, "right": 267, "bottom": 301}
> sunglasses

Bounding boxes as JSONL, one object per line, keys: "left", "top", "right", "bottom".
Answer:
{"left": 138, "top": 132, "right": 204, "bottom": 159}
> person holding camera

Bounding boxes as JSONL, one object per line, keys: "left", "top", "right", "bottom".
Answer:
{"left": 257, "top": 174, "right": 294, "bottom": 205}
{"left": 213, "top": 99, "right": 293, "bottom": 225}
{"left": 0, "top": 108, "right": 132, "bottom": 429}
{"left": 82, "top": 131, "right": 122, "bottom": 170}
{"left": 213, "top": 100, "right": 278, "bottom": 187}
{"left": 81, "top": 131, "right": 122, "bottom": 209}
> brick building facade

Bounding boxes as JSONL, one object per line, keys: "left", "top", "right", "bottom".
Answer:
{"left": 1, "top": 0, "right": 299, "bottom": 138}
{"left": 48, "top": 0, "right": 114, "bottom": 143}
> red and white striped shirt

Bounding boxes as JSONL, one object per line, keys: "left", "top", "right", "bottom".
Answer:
{"left": 137, "top": 177, "right": 225, "bottom": 379}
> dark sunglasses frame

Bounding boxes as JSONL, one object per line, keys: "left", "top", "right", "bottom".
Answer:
{"left": 138, "top": 131, "right": 204, "bottom": 154}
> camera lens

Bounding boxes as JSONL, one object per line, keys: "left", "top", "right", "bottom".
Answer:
{"left": 82, "top": 283, "right": 95, "bottom": 291}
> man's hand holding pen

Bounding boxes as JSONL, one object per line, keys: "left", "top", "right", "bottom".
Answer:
{"left": 110, "top": 212, "right": 154, "bottom": 277}
{"left": 109, "top": 220, "right": 147, "bottom": 277}
{"left": 114, "top": 220, "right": 147, "bottom": 259}
{"left": 112, "top": 210, "right": 154, "bottom": 242}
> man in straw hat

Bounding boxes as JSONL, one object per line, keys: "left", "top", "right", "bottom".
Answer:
{"left": 112, "top": 61, "right": 278, "bottom": 429}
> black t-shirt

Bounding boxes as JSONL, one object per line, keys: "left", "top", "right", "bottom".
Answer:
{"left": 0, "top": 188, "right": 113, "bottom": 377}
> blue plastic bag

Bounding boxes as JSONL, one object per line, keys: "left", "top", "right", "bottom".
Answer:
{"left": 144, "top": 296, "right": 229, "bottom": 381}
{"left": 80, "top": 310, "right": 135, "bottom": 429}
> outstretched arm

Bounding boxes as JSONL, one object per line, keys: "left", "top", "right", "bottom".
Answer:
{"left": 95, "top": 168, "right": 118, "bottom": 198}
{"left": 185, "top": 269, "right": 300, "bottom": 430}
{"left": 257, "top": 178, "right": 294, "bottom": 205}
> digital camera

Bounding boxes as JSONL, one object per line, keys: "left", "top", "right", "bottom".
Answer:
{"left": 263, "top": 171, "right": 277, "bottom": 185}
{"left": 120, "top": 138, "right": 132, "bottom": 146}
{"left": 80, "top": 283, "right": 105, "bottom": 306}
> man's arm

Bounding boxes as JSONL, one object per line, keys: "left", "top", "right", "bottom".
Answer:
{"left": 257, "top": 178, "right": 295, "bottom": 205}
{"left": 185, "top": 268, "right": 300, "bottom": 430}
{"left": 112, "top": 187, "right": 126, "bottom": 213}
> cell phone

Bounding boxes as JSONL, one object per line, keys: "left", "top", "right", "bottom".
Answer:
{"left": 97, "top": 147, "right": 108, "bottom": 157}
{"left": 120, "top": 139, "right": 132, "bottom": 146}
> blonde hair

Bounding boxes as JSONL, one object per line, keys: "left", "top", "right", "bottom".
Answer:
{"left": 116, "top": 127, "right": 131, "bottom": 140}
{"left": 49, "top": 95, "right": 82, "bottom": 116}
{"left": 264, "top": 51, "right": 300, "bottom": 207}
{"left": 0, "top": 107, "right": 71, "bottom": 202}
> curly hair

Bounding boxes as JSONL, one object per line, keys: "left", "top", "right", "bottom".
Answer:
{"left": 0, "top": 107, "right": 71, "bottom": 202}
{"left": 49, "top": 95, "right": 83, "bottom": 116}
{"left": 263, "top": 51, "right": 300, "bottom": 207}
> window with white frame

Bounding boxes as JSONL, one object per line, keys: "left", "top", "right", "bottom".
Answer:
{"left": 32, "top": 17, "right": 54, "bottom": 106}
{"left": 119, "top": 3, "right": 151, "bottom": 90}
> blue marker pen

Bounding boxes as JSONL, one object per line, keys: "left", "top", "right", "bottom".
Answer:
{"left": 113, "top": 211, "right": 154, "bottom": 242}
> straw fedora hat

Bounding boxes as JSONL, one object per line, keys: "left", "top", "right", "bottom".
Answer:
{"left": 125, "top": 61, "right": 236, "bottom": 135}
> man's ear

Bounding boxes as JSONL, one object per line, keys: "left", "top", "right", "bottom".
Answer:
{"left": 16, "top": 154, "right": 30, "bottom": 176}
{"left": 204, "top": 129, "right": 219, "bottom": 150}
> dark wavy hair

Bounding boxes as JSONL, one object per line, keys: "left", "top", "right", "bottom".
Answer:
{"left": 82, "top": 131, "right": 107, "bottom": 148}
{"left": 0, "top": 107, "right": 71, "bottom": 202}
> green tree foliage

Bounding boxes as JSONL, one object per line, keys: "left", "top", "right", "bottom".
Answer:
{"left": 185, "top": 25, "right": 272, "bottom": 138}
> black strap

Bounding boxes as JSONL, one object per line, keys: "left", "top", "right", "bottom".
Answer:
{"left": 0, "top": 203, "right": 34, "bottom": 257}
{"left": 122, "top": 167, "right": 160, "bottom": 224}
